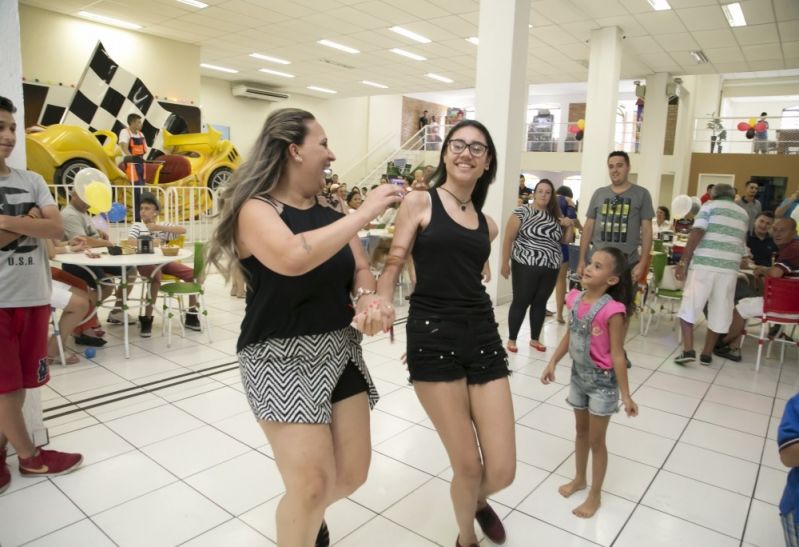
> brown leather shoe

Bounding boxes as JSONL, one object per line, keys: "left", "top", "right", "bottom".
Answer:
{"left": 475, "top": 503, "right": 506, "bottom": 544}
{"left": 456, "top": 536, "right": 479, "bottom": 547}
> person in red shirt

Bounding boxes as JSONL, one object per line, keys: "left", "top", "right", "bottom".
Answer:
{"left": 700, "top": 184, "right": 714, "bottom": 204}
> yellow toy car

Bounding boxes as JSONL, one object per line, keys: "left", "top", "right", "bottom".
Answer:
{"left": 162, "top": 125, "right": 241, "bottom": 190}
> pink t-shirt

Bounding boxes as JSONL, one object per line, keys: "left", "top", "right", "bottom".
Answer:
{"left": 566, "top": 289, "right": 626, "bottom": 370}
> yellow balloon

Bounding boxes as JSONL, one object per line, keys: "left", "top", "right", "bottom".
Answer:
{"left": 85, "top": 181, "right": 112, "bottom": 214}
{"left": 577, "top": 119, "right": 586, "bottom": 130}
{"left": 748, "top": 117, "right": 756, "bottom": 127}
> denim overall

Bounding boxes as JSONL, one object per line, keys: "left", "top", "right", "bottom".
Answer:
{"left": 566, "top": 292, "right": 620, "bottom": 416}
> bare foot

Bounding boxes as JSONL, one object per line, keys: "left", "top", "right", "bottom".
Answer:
{"left": 558, "top": 479, "right": 587, "bottom": 498}
{"left": 572, "top": 492, "right": 601, "bottom": 518}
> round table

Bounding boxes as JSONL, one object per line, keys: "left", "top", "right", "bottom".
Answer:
{"left": 56, "top": 248, "right": 193, "bottom": 358}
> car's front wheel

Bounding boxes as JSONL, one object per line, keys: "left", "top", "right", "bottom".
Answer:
{"left": 55, "top": 159, "right": 96, "bottom": 188}
{"left": 208, "top": 167, "right": 233, "bottom": 190}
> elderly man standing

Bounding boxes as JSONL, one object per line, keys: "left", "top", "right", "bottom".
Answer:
{"left": 674, "top": 184, "right": 749, "bottom": 365}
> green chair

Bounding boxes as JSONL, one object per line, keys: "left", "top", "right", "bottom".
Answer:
{"left": 653, "top": 239, "right": 664, "bottom": 253}
{"left": 641, "top": 252, "right": 684, "bottom": 336}
{"left": 159, "top": 241, "right": 212, "bottom": 347}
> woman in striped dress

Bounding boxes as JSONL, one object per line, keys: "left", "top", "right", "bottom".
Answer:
{"left": 500, "top": 179, "right": 574, "bottom": 352}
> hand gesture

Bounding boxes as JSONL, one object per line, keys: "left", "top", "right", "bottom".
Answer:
{"left": 359, "top": 184, "right": 406, "bottom": 221}
{"left": 559, "top": 217, "right": 573, "bottom": 228}
{"left": 540, "top": 363, "right": 556, "bottom": 384}
{"left": 352, "top": 294, "right": 388, "bottom": 336}
{"left": 26, "top": 206, "right": 42, "bottom": 219}
{"left": 622, "top": 396, "right": 639, "bottom": 417}
{"left": 70, "top": 235, "right": 88, "bottom": 247}
{"left": 500, "top": 262, "right": 510, "bottom": 279}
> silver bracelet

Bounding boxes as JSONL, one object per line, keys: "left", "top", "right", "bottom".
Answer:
{"left": 353, "top": 287, "right": 376, "bottom": 305}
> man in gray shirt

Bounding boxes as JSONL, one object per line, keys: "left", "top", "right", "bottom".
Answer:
{"left": 578, "top": 151, "right": 654, "bottom": 308}
{"left": 735, "top": 180, "right": 762, "bottom": 231}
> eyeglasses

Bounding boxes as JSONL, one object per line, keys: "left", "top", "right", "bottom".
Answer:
{"left": 447, "top": 139, "right": 488, "bottom": 157}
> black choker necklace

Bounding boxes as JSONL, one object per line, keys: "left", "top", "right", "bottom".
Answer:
{"left": 439, "top": 186, "right": 471, "bottom": 211}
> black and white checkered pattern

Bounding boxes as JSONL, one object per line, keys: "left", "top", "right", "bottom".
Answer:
{"left": 60, "top": 42, "right": 171, "bottom": 156}
{"left": 33, "top": 83, "right": 75, "bottom": 126}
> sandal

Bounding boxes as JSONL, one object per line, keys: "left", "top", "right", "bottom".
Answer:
{"left": 47, "top": 352, "right": 80, "bottom": 365}
{"left": 529, "top": 340, "right": 547, "bottom": 352}
{"left": 506, "top": 341, "right": 518, "bottom": 353}
{"left": 556, "top": 317, "right": 566, "bottom": 324}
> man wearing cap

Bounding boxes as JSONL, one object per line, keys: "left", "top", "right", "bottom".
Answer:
{"left": 127, "top": 192, "right": 198, "bottom": 337}
{"left": 60, "top": 183, "right": 137, "bottom": 324}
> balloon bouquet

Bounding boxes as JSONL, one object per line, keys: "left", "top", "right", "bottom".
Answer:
{"left": 737, "top": 118, "right": 767, "bottom": 140}
{"left": 568, "top": 119, "right": 586, "bottom": 141}
{"left": 72, "top": 168, "right": 127, "bottom": 236}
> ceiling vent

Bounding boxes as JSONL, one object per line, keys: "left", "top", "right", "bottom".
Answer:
{"left": 231, "top": 83, "right": 289, "bottom": 101}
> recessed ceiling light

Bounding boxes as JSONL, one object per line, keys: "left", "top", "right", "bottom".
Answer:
{"left": 200, "top": 63, "right": 239, "bottom": 74}
{"left": 690, "top": 50, "right": 710, "bottom": 64}
{"left": 77, "top": 11, "right": 141, "bottom": 30}
{"left": 362, "top": 80, "right": 389, "bottom": 89}
{"left": 646, "top": 0, "right": 671, "bottom": 11}
{"left": 390, "top": 48, "right": 427, "bottom": 61}
{"left": 176, "top": 0, "right": 208, "bottom": 8}
{"left": 389, "top": 26, "right": 431, "bottom": 44}
{"left": 426, "top": 73, "right": 453, "bottom": 83}
{"left": 528, "top": 24, "right": 533, "bottom": 29}
{"left": 250, "top": 53, "right": 290, "bottom": 65}
{"left": 317, "top": 40, "right": 360, "bottom": 54}
{"left": 466, "top": 37, "right": 479, "bottom": 45}
{"left": 307, "top": 85, "right": 337, "bottom": 94}
{"left": 258, "top": 68, "right": 294, "bottom": 78}
{"left": 722, "top": 2, "right": 747, "bottom": 27}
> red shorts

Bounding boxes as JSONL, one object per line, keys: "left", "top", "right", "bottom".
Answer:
{"left": 0, "top": 305, "right": 51, "bottom": 394}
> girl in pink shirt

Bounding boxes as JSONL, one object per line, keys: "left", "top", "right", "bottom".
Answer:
{"left": 541, "top": 247, "right": 638, "bottom": 518}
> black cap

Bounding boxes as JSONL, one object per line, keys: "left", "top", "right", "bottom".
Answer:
{"left": 140, "top": 192, "right": 160, "bottom": 211}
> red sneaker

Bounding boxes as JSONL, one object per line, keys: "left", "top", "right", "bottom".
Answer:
{"left": 475, "top": 503, "right": 506, "bottom": 544}
{"left": 18, "top": 448, "right": 83, "bottom": 477}
{"left": 0, "top": 448, "right": 10, "bottom": 495}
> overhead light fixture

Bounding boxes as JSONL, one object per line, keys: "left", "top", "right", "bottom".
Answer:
{"left": 528, "top": 24, "right": 533, "bottom": 29}
{"left": 722, "top": 2, "right": 747, "bottom": 27}
{"left": 317, "top": 39, "right": 360, "bottom": 54}
{"left": 307, "top": 85, "right": 337, "bottom": 94}
{"left": 258, "top": 68, "right": 294, "bottom": 78}
{"left": 176, "top": 0, "right": 208, "bottom": 8}
{"left": 77, "top": 11, "right": 141, "bottom": 30}
{"left": 200, "top": 63, "right": 239, "bottom": 74}
{"left": 389, "top": 26, "right": 431, "bottom": 44}
{"left": 466, "top": 37, "right": 479, "bottom": 45}
{"left": 426, "top": 73, "right": 453, "bottom": 83}
{"left": 690, "top": 50, "right": 710, "bottom": 64}
{"left": 646, "top": 0, "right": 671, "bottom": 11}
{"left": 362, "top": 80, "right": 389, "bottom": 89}
{"left": 390, "top": 48, "right": 427, "bottom": 61}
{"left": 250, "top": 53, "right": 290, "bottom": 65}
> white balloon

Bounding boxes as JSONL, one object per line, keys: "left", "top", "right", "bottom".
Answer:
{"left": 671, "top": 195, "right": 693, "bottom": 219}
{"left": 72, "top": 168, "right": 111, "bottom": 203}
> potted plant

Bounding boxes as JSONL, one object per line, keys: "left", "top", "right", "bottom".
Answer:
{"left": 707, "top": 116, "right": 727, "bottom": 153}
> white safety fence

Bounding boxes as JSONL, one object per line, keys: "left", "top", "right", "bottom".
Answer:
{"left": 47, "top": 183, "right": 222, "bottom": 245}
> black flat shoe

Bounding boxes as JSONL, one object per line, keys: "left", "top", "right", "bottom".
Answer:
{"left": 73, "top": 334, "right": 107, "bottom": 347}
{"left": 315, "top": 521, "right": 329, "bottom": 547}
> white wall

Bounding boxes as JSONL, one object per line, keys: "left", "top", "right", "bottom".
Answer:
{"left": 19, "top": 5, "right": 200, "bottom": 102}
{"left": 1, "top": 0, "right": 26, "bottom": 169}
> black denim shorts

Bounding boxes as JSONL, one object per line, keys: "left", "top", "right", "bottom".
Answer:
{"left": 405, "top": 315, "right": 510, "bottom": 385}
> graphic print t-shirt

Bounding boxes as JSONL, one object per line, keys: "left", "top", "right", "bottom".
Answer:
{"left": 586, "top": 184, "right": 654, "bottom": 264}
{"left": 0, "top": 169, "right": 56, "bottom": 307}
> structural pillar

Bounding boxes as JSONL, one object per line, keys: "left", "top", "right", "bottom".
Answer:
{"left": 578, "top": 27, "right": 623, "bottom": 220}
{"left": 637, "top": 73, "right": 671, "bottom": 208}
{"left": 674, "top": 74, "right": 722, "bottom": 196}
{"left": 475, "top": 0, "right": 531, "bottom": 304}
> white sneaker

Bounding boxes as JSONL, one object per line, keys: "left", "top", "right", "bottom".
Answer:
{"left": 107, "top": 309, "right": 132, "bottom": 324}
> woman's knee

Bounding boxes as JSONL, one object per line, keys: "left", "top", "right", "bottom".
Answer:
{"left": 290, "top": 467, "right": 336, "bottom": 510}
{"left": 452, "top": 454, "right": 484, "bottom": 484}
{"left": 336, "top": 460, "right": 369, "bottom": 497}
{"left": 67, "top": 294, "right": 90, "bottom": 316}
{"left": 485, "top": 459, "right": 516, "bottom": 491}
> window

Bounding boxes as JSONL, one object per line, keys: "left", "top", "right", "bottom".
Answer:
{"left": 782, "top": 106, "right": 799, "bottom": 130}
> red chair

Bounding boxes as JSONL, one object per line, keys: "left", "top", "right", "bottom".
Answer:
{"left": 745, "top": 277, "right": 799, "bottom": 371}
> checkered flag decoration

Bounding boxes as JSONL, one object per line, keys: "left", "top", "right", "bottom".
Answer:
{"left": 35, "top": 84, "right": 76, "bottom": 126}
{"left": 61, "top": 42, "right": 171, "bottom": 157}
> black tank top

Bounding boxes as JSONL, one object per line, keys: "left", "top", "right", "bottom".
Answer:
{"left": 236, "top": 198, "right": 354, "bottom": 352}
{"left": 410, "top": 189, "right": 492, "bottom": 316}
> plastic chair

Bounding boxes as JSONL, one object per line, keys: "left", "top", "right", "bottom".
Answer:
{"left": 641, "top": 252, "right": 683, "bottom": 336}
{"left": 742, "top": 277, "right": 799, "bottom": 371}
{"left": 653, "top": 239, "right": 664, "bottom": 253}
{"left": 159, "top": 241, "right": 212, "bottom": 347}
{"left": 50, "top": 308, "right": 66, "bottom": 367}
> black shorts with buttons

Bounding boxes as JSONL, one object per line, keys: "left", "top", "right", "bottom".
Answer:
{"left": 405, "top": 314, "right": 510, "bottom": 385}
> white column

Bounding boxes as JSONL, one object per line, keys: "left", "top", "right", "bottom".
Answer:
{"left": 475, "top": 0, "right": 531, "bottom": 304}
{"left": 637, "top": 73, "right": 671, "bottom": 207}
{"left": 578, "top": 27, "right": 623, "bottom": 218}
{"left": 672, "top": 75, "right": 696, "bottom": 197}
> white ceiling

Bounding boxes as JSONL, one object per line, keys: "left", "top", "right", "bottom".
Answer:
{"left": 21, "top": 0, "right": 799, "bottom": 98}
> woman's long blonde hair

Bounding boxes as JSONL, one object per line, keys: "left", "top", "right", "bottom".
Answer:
{"left": 207, "top": 108, "right": 316, "bottom": 282}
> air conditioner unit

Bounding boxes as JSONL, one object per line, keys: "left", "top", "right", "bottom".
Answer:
{"left": 231, "top": 84, "right": 289, "bottom": 102}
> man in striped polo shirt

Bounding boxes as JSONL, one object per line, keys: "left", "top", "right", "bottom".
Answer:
{"left": 674, "top": 184, "right": 748, "bottom": 365}
{"left": 714, "top": 218, "right": 799, "bottom": 362}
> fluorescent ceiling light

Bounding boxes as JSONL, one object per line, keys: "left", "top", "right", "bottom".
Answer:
{"left": 307, "top": 85, "right": 337, "bottom": 94}
{"left": 466, "top": 37, "right": 479, "bottom": 45}
{"left": 258, "top": 68, "right": 294, "bottom": 78}
{"left": 390, "top": 48, "right": 427, "bottom": 61}
{"left": 317, "top": 40, "right": 360, "bottom": 54}
{"left": 389, "top": 26, "right": 431, "bottom": 44}
{"left": 200, "top": 63, "right": 238, "bottom": 74}
{"left": 362, "top": 80, "right": 389, "bottom": 89}
{"left": 646, "top": 0, "right": 671, "bottom": 11}
{"left": 176, "top": 0, "right": 208, "bottom": 8}
{"left": 426, "top": 73, "right": 453, "bottom": 83}
{"left": 722, "top": 2, "right": 747, "bottom": 27}
{"left": 77, "top": 11, "right": 141, "bottom": 30}
{"left": 250, "top": 53, "right": 290, "bottom": 65}
{"left": 689, "top": 50, "right": 710, "bottom": 64}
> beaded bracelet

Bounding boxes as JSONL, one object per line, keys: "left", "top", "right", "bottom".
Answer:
{"left": 353, "top": 287, "right": 376, "bottom": 305}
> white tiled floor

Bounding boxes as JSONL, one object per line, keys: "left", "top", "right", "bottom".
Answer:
{"left": 1, "top": 273, "right": 793, "bottom": 546}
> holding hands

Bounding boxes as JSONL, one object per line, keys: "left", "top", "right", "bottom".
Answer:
{"left": 352, "top": 293, "right": 395, "bottom": 336}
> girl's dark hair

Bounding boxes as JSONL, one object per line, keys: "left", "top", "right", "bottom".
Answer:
{"left": 428, "top": 119, "right": 498, "bottom": 211}
{"left": 533, "top": 178, "right": 561, "bottom": 220}
{"left": 346, "top": 189, "right": 360, "bottom": 205}
{"left": 657, "top": 205, "right": 670, "bottom": 221}
{"left": 596, "top": 247, "right": 634, "bottom": 314}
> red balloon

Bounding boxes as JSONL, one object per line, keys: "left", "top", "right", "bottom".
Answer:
{"left": 568, "top": 124, "right": 579, "bottom": 134}
{"left": 755, "top": 122, "right": 767, "bottom": 132}
{"left": 737, "top": 121, "right": 749, "bottom": 131}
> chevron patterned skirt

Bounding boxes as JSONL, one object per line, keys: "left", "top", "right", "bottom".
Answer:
{"left": 237, "top": 326, "right": 379, "bottom": 424}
